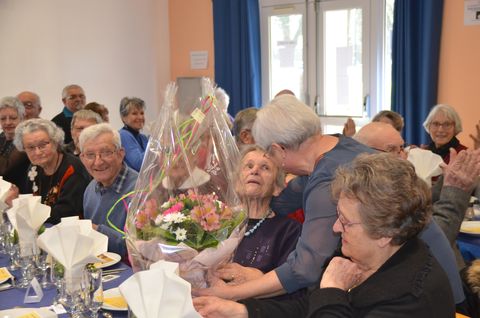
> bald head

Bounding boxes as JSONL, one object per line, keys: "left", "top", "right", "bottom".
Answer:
{"left": 17, "top": 91, "right": 42, "bottom": 119}
{"left": 354, "top": 122, "right": 406, "bottom": 158}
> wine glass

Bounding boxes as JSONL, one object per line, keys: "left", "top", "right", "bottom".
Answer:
{"left": 4, "top": 234, "right": 18, "bottom": 271}
{"left": 51, "top": 258, "right": 67, "bottom": 306}
{"left": 35, "top": 248, "right": 51, "bottom": 288}
{"left": 83, "top": 267, "right": 103, "bottom": 318}
{"left": 17, "top": 242, "right": 35, "bottom": 288}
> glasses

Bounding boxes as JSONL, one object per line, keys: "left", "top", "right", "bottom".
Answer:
{"left": 372, "top": 144, "right": 405, "bottom": 155}
{"left": 25, "top": 141, "right": 51, "bottom": 153}
{"left": 82, "top": 150, "right": 116, "bottom": 161}
{"left": 67, "top": 94, "right": 86, "bottom": 100}
{"left": 430, "top": 121, "right": 454, "bottom": 129}
{"left": 22, "top": 102, "right": 36, "bottom": 109}
{"left": 0, "top": 116, "right": 18, "bottom": 122}
{"left": 336, "top": 210, "right": 362, "bottom": 232}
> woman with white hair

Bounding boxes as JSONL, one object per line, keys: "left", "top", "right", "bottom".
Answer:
{"left": 13, "top": 119, "right": 90, "bottom": 224}
{"left": 195, "top": 94, "right": 373, "bottom": 300}
{"left": 423, "top": 104, "right": 467, "bottom": 163}
{"left": 0, "top": 96, "right": 30, "bottom": 190}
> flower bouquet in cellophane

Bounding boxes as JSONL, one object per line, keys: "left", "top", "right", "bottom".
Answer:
{"left": 126, "top": 79, "right": 247, "bottom": 288}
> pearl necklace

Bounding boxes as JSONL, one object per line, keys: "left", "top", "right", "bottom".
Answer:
{"left": 244, "top": 209, "right": 272, "bottom": 237}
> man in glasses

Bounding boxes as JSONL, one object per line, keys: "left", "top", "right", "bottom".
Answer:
{"left": 79, "top": 123, "right": 138, "bottom": 257}
{"left": 17, "top": 91, "right": 42, "bottom": 119}
{"left": 52, "top": 84, "right": 86, "bottom": 144}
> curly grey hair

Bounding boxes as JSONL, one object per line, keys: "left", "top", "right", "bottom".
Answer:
{"left": 0, "top": 96, "right": 25, "bottom": 120}
{"left": 14, "top": 119, "right": 65, "bottom": 151}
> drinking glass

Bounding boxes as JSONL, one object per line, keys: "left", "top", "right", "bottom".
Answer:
{"left": 4, "top": 235, "right": 18, "bottom": 271}
{"left": 51, "top": 258, "right": 67, "bottom": 306}
{"left": 17, "top": 242, "right": 35, "bottom": 288}
{"left": 35, "top": 248, "right": 51, "bottom": 288}
{"left": 83, "top": 267, "right": 103, "bottom": 318}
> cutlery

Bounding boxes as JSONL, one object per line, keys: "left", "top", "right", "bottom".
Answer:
{"left": 0, "top": 283, "right": 13, "bottom": 291}
{"left": 102, "top": 268, "right": 127, "bottom": 274}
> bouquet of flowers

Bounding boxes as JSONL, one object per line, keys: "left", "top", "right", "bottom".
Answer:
{"left": 126, "top": 79, "right": 247, "bottom": 288}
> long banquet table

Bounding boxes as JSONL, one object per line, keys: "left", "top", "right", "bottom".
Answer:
{"left": 0, "top": 252, "right": 132, "bottom": 317}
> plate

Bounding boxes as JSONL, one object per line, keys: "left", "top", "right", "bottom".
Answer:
{"left": 0, "top": 307, "right": 57, "bottom": 318}
{"left": 94, "top": 252, "right": 121, "bottom": 269}
{"left": 0, "top": 267, "right": 12, "bottom": 284}
{"left": 102, "top": 288, "right": 128, "bottom": 311}
{"left": 460, "top": 221, "right": 480, "bottom": 236}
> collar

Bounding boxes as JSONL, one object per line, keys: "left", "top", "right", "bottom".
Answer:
{"left": 428, "top": 136, "right": 460, "bottom": 158}
{"left": 62, "top": 107, "right": 74, "bottom": 118}
{"left": 123, "top": 125, "right": 140, "bottom": 136}
{"left": 162, "top": 167, "right": 211, "bottom": 190}
{"left": 95, "top": 163, "right": 129, "bottom": 194}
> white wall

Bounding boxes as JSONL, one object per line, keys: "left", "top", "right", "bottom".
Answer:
{"left": 0, "top": 0, "right": 170, "bottom": 132}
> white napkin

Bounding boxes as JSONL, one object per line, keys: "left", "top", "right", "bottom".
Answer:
{"left": 119, "top": 260, "right": 201, "bottom": 318}
{"left": 0, "top": 307, "right": 57, "bottom": 318}
{"left": 36, "top": 217, "right": 108, "bottom": 291}
{"left": 407, "top": 148, "right": 444, "bottom": 186}
{"left": 0, "top": 177, "right": 12, "bottom": 211}
{"left": 7, "top": 194, "right": 51, "bottom": 250}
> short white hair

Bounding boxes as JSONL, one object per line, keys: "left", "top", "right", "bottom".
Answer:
{"left": 78, "top": 123, "right": 121, "bottom": 152}
{"left": 0, "top": 96, "right": 25, "bottom": 120}
{"left": 252, "top": 94, "right": 322, "bottom": 150}
{"left": 14, "top": 119, "right": 64, "bottom": 151}
{"left": 423, "top": 104, "right": 462, "bottom": 135}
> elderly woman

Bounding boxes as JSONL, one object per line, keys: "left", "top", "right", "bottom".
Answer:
{"left": 119, "top": 97, "right": 149, "bottom": 171}
{"left": 423, "top": 104, "right": 467, "bottom": 163}
{"left": 0, "top": 97, "right": 30, "bottom": 190}
{"left": 214, "top": 146, "right": 301, "bottom": 287}
{"left": 194, "top": 153, "right": 455, "bottom": 317}
{"left": 64, "top": 109, "right": 103, "bottom": 156}
{"left": 195, "top": 94, "right": 373, "bottom": 300}
{"left": 13, "top": 119, "right": 91, "bottom": 224}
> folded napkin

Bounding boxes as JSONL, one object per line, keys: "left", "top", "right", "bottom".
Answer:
{"left": 0, "top": 307, "right": 57, "bottom": 318}
{"left": 7, "top": 194, "right": 50, "bottom": 252}
{"left": 36, "top": 217, "right": 108, "bottom": 292}
{"left": 119, "top": 260, "right": 201, "bottom": 318}
{"left": 0, "top": 177, "right": 12, "bottom": 211}
{"left": 407, "top": 148, "right": 444, "bottom": 186}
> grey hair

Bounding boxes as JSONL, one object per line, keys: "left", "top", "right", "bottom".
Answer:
{"left": 423, "top": 104, "right": 462, "bottom": 135}
{"left": 78, "top": 123, "right": 122, "bottom": 152}
{"left": 0, "top": 96, "right": 25, "bottom": 120}
{"left": 62, "top": 84, "right": 84, "bottom": 99}
{"left": 252, "top": 94, "right": 322, "bottom": 150}
{"left": 14, "top": 118, "right": 64, "bottom": 151}
{"left": 71, "top": 109, "right": 103, "bottom": 128}
{"left": 119, "top": 97, "right": 145, "bottom": 118}
{"left": 233, "top": 107, "right": 258, "bottom": 142}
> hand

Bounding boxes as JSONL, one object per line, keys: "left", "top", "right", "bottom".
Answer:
{"left": 215, "top": 263, "right": 264, "bottom": 285}
{"left": 4, "top": 184, "right": 19, "bottom": 207}
{"left": 193, "top": 296, "right": 248, "bottom": 318}
{"left": 470, "top": 120, "right": 480, "bottom": 150}
{"left": 320, "top": 257, "right": 362, "bottom": 291}
{"left": 442, "top": 148, "right": 480, "bottom": 193}
{"left": 342, "top": 118, "right": 356, "bottom": 137}
{"left": 192, "top": 275, "right": 238, "bottom": 300}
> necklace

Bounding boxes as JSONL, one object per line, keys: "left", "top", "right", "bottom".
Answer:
{"left": 244, "top": 209, "right": 273, "bottom": 237}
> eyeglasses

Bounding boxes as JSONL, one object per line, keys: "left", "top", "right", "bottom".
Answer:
{"left": 82, "top": 150, "right": 116, "bottom": 161}
{"left": 22, "top": 102, "right": 36, "bottom": 109}
{"left": 67, "top": 94, "right": 86, "bottom": 100}
{"left": 430, "top": 121, "right": 454, "bottom": 129}
{"left": 372, "top": 144, "right": 405, "bottom": 155}
{"left": 24, "top": 141, "right": 51, "bottom": 153}
{"left": 336, "top": 210, "right": 362, "bottom": 232}
{"left": 0, "top": 116, "right": 19, "bottom": 122}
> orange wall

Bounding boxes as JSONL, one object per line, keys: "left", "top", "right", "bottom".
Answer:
{"left": 169, "top": 0, "right": 215, "bottom": 81}
{"left": 438, "top": 0, "right": 480, "bottom": 148}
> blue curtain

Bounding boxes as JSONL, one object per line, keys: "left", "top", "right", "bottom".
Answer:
{"left": 212, "top": 0, "right": 262, "bottom": 116}
{"left": 391, "top": 0, "right": 444, "bottom": 145}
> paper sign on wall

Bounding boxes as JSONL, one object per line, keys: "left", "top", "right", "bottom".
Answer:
{"left": 464, "top": 0, "right": 480, "bottom": 25}
{"left": 190, "top": 51, "right": 208, "bottom": 70}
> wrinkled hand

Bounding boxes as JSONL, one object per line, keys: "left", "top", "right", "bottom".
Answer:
{"left": 193, "top": 296, "right": 248, "bottom": 318}
{"left": 192, "top": 274, "right": 238, "bottom": 300}
{"left": 470, "top": 120, "right": 480, "bottom": 150}
{"left": 442, "top": 148, "right": 480, "bottom": 192}
{"left": 320, "top": 257, "right": 362, "bottom": 291}
{"left": 342, "top": 118, "right": 356, "bottom": 137}
{"left": 4, "top": 184, "right": 19, "bottom": 207}
{"left": 215, "top": 263, "right": 264, "bottom": 285}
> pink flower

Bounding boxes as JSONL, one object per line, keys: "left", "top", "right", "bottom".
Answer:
{"left": 145, "top": 199, "right": 159, "bottom": 220}
{"left": 220, "top": 206, "right": 232, "bottom": 220}
{"left": 163, "top": 202, "right": 184, "bottom": 216}
{"left": 135, "top": 211, "right": 150, "bottom": 229}
{"left": 201, "top": 211, "right": 221, "bottom": 231}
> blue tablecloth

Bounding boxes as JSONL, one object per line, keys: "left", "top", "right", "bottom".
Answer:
{"left": 0, "top": 252, "right": 132, "bottom": 317}
{"left": 457, "top": 232, "right": 480, "bottom": 262}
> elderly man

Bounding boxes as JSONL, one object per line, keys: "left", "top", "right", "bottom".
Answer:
{"left": 65, "top": 110, "right": 103, "bottom": 156}
{"left": 52, "top": 84, "right": 86, "bottom": 143}
{"left": 79, "top": 123, "right": 138, "bottom": 257}
{"left": 17, "top": 91, "right": 42, "bottom": 119}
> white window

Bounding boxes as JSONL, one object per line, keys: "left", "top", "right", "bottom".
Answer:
{"left": 259, "top": 0, "right": 394, "bottom": 134}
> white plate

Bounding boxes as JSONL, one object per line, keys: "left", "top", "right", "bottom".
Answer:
{"left": 460, "top": 221, "right": 480, "bottom": 236}
{"left": 102, "top": 287, "right": 128, "bottom": 311}
{"left": 94, "top": 252, "right": 121, "bottom": 269}
{"left": 0, "top": 307, "right": 57, "bottom": 318}
{"left": 0, "top": 267, "right": 12, "bottom": 284}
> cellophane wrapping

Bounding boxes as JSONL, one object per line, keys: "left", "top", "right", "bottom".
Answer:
{"left": 125, "top": 79, "right": 247, "bottom": 288}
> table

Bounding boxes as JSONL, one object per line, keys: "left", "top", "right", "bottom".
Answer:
{"left": 457, "top": 233, "right": 480, "bottom": 262}
{"left": 0, "top": 252, "right": 132, "bottom": 317}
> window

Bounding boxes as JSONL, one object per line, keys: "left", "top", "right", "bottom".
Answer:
{"left": 260, "top": 0, "right": 394, "bottom": 133}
